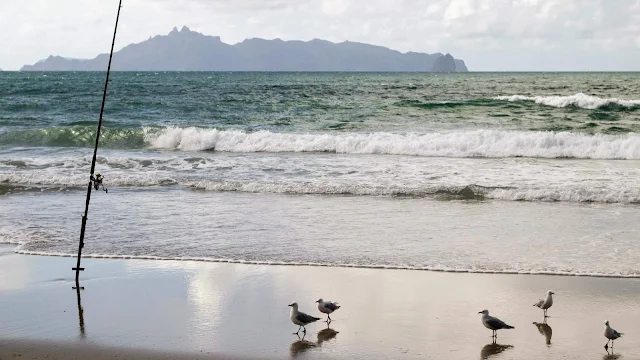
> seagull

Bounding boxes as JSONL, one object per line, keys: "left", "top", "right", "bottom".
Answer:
{"left": 479, "top": 310, "right": 514, "bottom": 339}
{"left": 533, "top": 290, "right": 554, "bottom": 317}
{"left": 289, "top": 302, "right": 320, "bottom": 335}
{"left": 316, "top": 298, "right": 341, "bottom": 322}
{"left": 604, "top": 320, "right": 623, "bottom": 350}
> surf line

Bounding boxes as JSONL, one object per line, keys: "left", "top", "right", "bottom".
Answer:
{"left": 73, "top": 0, "right": 123, "bottom": 289}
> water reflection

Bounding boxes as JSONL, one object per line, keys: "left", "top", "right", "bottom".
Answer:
{"left": 533, "top": 321, "right": 552, "bottom": 345}
{"left": 289, "top": 324, "right": 340, "bottom": 357}
{"left": 480, "top": 342, "right": 513, "bottom": 359}
{"left": 290, "top": 334, "right": 317, "bottom": 358}
{"left": 603, "top": 352, "right": 621, "bottom": 360}
{"left": 75, "top": 286, "right": 86, "bottom": 339}
{"left": 317, "top": 325, "right": 339, "bottom": 345}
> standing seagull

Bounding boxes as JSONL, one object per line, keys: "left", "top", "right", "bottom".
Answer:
{"left": 604, "top": 320, "right": 623, "bottom": 350}
{"left": 533, "top": 290, "right": 554, "bottom": 317}
{"left": 479, "top": 310, "right": 514, "bottom": 339}
{"left": 316, "top": 298, "right": 341, "bottom": 322}
{"left": 289, "top": 302, "right": 320, "bottom": 335}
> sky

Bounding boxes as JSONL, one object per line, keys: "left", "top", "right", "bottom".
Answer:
{"left": 2, "top": 0, "right": 639, "bottom": 71}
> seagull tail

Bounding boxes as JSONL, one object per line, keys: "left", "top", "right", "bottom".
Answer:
{"left": 312, "top": 316, "right": 321, "bottom": 321}
{"left": 505, "top": 325, "right": 515, "bottom": 329}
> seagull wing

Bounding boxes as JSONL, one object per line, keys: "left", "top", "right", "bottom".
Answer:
{"left": 486, "top": 316, "right": 510, "bottom": 330}
{"left": 296, "top": 312, "right": 320, "bottom": 324}
{"left": 533, "top": 299, "right": 543, "bottom": 307}
{"left": 325, "top": 302, "right": 340, "bottom": 311}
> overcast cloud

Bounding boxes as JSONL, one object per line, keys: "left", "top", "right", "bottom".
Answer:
{"left": 2, "top": 0, "right": 639, "bottom": 71}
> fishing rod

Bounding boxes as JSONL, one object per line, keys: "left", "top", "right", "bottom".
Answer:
{"left": 73, "top": 0, "right": 123, "bottom": 289}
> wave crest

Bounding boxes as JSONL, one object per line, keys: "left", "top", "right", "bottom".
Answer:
{"left": 149, "top": 128, "right": 640, "bottom": 159}
{"left": 494, "top": 93, "right": 640, "bottom": 110}
{"left": 4, "top": 126, "right": 640, "bottom": 159}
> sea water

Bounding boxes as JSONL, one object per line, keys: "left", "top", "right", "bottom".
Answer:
{"left": 1, "top": 71, "right": 640, "bottom": 276}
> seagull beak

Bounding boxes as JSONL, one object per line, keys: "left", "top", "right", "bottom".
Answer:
{"left": 315, "top": 300, "right": 320, "bottom": 303}
{"left": 288, "top": 304, "right": 293, "bottom": 307}
{"left": 478, "top": 311, "right": 482, "bottom": 314}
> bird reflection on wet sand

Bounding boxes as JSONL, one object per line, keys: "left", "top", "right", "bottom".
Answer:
{"left": 480, "top": 342, "right": 514, "bottom": 359}
{"left": 290, "top": 334, "right": 317, "bottom": 358}
{"left": 317, "top": 325, "right": 339, "bottom": 345}
{"left": 290, "top": 324, "right": 339, "bottom": 357}
{"left": 603, "top": 352, "right": 621, "bottom": 360}
{"left": 533, "top": 321, "right": 552, "bottom": 345}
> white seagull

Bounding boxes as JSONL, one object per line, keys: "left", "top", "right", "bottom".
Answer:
{"left": 316, "top": 298, "right": 341, "bottom": 322}
{"left": 533, "top": 290, "right": 554, "bottom": 317}
{"left": 289, "top": 302, "right": 320, "bottom": 335}
{"left": 479, "top": 310, "right": 514, "bottom": 339}
{"left": 604, "top": 320, "right": 623, "bottom": 350}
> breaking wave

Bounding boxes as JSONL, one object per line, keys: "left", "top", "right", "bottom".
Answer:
{"left": 494, "top": 93, "right": 640, "bottom": 110}
{"left": 149, "top": 128, "right": 640, "bottom": 159}
{"left": 3, "top": 127, "right": 640, "bottom": 159}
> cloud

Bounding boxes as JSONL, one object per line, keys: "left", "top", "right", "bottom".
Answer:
{"left": 147, "top": 0, "right": 309, "bottom": 13}
{"left": 322, "top": 0, "right": 349, "bottom": 15}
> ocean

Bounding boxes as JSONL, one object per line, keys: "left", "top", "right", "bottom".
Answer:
{"left": 1, "top": 71, "right": 640, "bottom": 277}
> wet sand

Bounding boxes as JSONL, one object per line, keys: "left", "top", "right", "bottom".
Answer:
{"left": 0, "top": 339, "right": 253, "bottom": 360}
{"left": 1, "top": 246, "right": 639, "bottom": 359}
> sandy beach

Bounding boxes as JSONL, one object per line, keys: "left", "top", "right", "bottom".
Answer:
{"left": 1, "top": 245, "right": 639, "bottom": 359}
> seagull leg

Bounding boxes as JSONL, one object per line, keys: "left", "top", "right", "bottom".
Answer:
{"left": 604, "top": 339, "right": 610, "bottom": 350}
{"left": 303, "top": 325, "right": 307, "bottom": 334}
{"left": 327, "top": 314, "right": 332, "bottom": 322}
{"left": 294, "top": 326, "right": 301, "bottom": 335}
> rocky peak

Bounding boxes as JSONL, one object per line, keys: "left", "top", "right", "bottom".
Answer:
{"left": 432, "top": 53, "right": 457, "bottom": 72}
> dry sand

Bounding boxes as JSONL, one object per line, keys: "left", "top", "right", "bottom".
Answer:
{"left": 1, "top": 246, "right": 639, "bottom": 359}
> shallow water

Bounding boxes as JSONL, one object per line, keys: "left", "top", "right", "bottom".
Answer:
{"left": 2, "top": 189, "right": 640, "bottom": 277}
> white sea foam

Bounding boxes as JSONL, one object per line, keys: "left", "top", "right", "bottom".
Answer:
{"left": 147, "top": 128, "right": 640, "bottom": 159}
{"left": 5, "top": 172, "right": 640, "bottom": 204}
{"left": 0, "top": 173, "right": 175, "bottom": 188}
{"left": 186, "top": 180, "right": 640, "bottom": 204}
{"left": 11, "top": 250, "right": 640, "bottom": 279}
{"left": 486, "top": 187, "right": 640, "bottom": 204}
{"left": 494, "top": 93, "right": 640, "bottom": 109}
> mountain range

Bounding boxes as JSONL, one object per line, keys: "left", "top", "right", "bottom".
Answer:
{"left": 21, "top": 26, "right": 467, "bottom": 72}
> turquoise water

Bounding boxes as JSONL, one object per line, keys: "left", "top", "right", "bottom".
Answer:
{"left": 1, "top": 72, "right": 640, "bottom": 276}
{"left": 2, "top": 72, "right": 640, "bottom": 139}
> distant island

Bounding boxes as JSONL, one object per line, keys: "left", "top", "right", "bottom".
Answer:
{"left": 21, "top": 26, "right": 467, "bottom": 72}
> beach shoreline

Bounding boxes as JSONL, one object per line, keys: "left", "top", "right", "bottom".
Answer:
{"left": 11, "top": 249, "right": 640, "bottom": 279}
